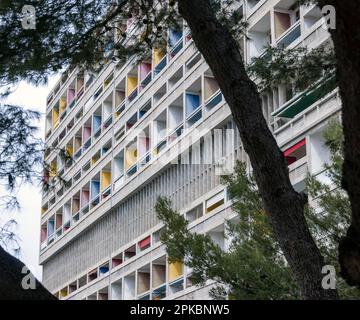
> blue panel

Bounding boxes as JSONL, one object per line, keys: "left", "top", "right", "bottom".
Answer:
{"left": 185, "top": 93, "right": 200, "bottom": 116}
{"left": 154, "top": 58, "right": 167, "bottom": 76}
{"left": 169, "top": 29, "right": 183, "bottom": 47}
{"left": 91, "top": 180, "right": 100, "bottom": 198}
{"left": 205, "top": 91, "right": 223, "bottom": 110}
{"left": 93, "top": 115, "right": 102, "bottom": 132}
{"left": 187, "top": 109, "right": 202, "bottom": 127}
{"left": 99, "top": 266, "right": 109, "bottom": 274}
{"left": 278, "top": 24, "right": 301, "bottom": 48}
{"left": 48, "top": 219, "right": 55, "bottom": 236}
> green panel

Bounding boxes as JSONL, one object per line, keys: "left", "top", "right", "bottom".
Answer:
{"left": 274, "top": 77, "right": 337, "bottom": 119}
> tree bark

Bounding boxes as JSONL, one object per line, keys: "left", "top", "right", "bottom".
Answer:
{"left": 177, "top": 0, "right": 338, "bottom": 299}
{"left": 316, "top": 0, "right": 360, "bottom": 288}
{"left": 0, "top": 246, "right": 55, "bottom": 300}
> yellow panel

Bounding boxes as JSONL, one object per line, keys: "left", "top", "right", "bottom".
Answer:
{"left": 104, "top": 74, "right": 113, "bottom": 88}
{"left": 153, "top": 48, "right": 165, "bottom": 66}
{"left": 125, "top": 148, "right": 137, "bottom": 169}
{"left": 206, "top": 199, "right": 224, "bottom": 214}
{"left": 168, "top": 261, "right": 183, "bottom": 282}
{"left": 66, "top": 146, "right": 73, "bottom": 157}
{"left": 59, "top": 288, "right": 68, "bottom": 298}
{"left": 92, "top": 156, "right": 99, "bottom": 165}
{"left": 60, "top": 98, "right": 67, "bottom": 113}
{"left": 52, "top": 108, "right": 59, "bottom": 128}
{"left": 127, "top": 76, "right": 138, "bottom": 96}
{"left": 50, "top": 161, "right": 57, "bottom": 177}
{"left": 101, "top": 171, "right": 111, "bottom": 191}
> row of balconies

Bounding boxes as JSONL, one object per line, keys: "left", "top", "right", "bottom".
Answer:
{"left": 45, "top": 0, "right": 327, "bottom": 145}
{"left": 43, "top": 34, "right": 202, "bottom": 195}
{"left": 43, "top": 52, "right": 219, "bottom": 226}
{"left": 41, "top": 113, "right": 312, "bottom": 259}
{"left": 247, "top": 1, "right": 325, "bottom": 62}
{"left": 40, "top": 119, "right": 229, "bottom": 253}
{"left": 46, "top": 70, "right": 221, "bottom": 180}
{"left": 45, "top": 118, "right": 339, "bottom": 300}
{"left": 45, "top": 22, "right": 190, "bottom": 141}
{"left": 40, "top": 0, "right": 336, "bottom": 297}
{"left": 41, "top": 44, "right": 202, "bottom": 212}
{"left": 40, "top": 96, "right": 335, "bottom": 264}
{"left": 41, "top": 68, "right": 223, "bottom": 219}
{"left": 39, "top": 97, "right": 231, "bottom": 266}
{"left": 52, "top": 190, "right": 230, "bottom": 300}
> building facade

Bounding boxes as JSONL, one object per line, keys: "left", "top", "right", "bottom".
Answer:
{"left": 40, "top": 0, "right": 340, "bottom": 300}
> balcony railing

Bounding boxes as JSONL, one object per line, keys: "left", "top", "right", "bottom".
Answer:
{"left": 83, "top": 137, "right": 92, "bottom": 151}
{"left": 139, "top": 151, "right": 151, "bottom": 168}
{"left": 277, "top": 21, "right": 301, "bottom": 48}
{"left": 68, "top": 98, "right": 76, "bottom": 110}
{"left": 289, "top": 157, "right": 308, "bottom": 185}
{"left": 168, "top": 124, "right": 183, "bottom": 143}
{"left": 272, "top": 76, "right": 337, "bottom": 119}
{"left": 103, "top": 115, "right": 113, "bottom": 130}
{"left": 128, "top": 87, "right": 138, "bottom": 102}
{"left": 116, "top": 100, "right": 126, "bottom": 116}
{"left": 140, "top": 71, "right": 152, "bottom": 90}
{"left": 102, "top": 186, "right": 112, "bottom": 200}
{"left": 169, "top": 38, "right": 184, "bottom": 60}
{"left": 154, "top": 138, "right": 167, "bottom": 155}
{"left": 126, "top": 163, "right": 138, "bottom": 177}
{"left": 114, "top": 174, "right": 124, "bottom": 191}
{"left": 76, "top": 86, "right": 84, "bottom": 99}
{"left": 73, "top": 148, "right": 82, "bottom": 161}
{"left": 205, "top": 90, "right": 223, "bottom": 111}
{"left": 154, "top": 56, "right": 167, "bottom": 76}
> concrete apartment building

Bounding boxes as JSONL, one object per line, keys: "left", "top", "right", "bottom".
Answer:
{"left": 39, "top": 0, "right": 339, "bottom": 300}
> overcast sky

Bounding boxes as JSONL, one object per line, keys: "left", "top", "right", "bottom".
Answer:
{"left": 0, "top": 77, "right": 59, "bottom": 280}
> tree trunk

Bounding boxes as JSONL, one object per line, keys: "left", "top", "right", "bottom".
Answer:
{"left": 0, "top": 246, "right": 55, "bottom": 300}
{"left": 177, "top": 0, "right": 338, "bottom": 299}
{"left": 316, "top": 0, "right": 360, "bottom": 288}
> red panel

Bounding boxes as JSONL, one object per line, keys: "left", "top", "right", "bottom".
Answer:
{"left": 284, "top": 139, "right": 306, "bottom": 157}
{"left": 41, "top": 226, "right": 47, "bottom": 243}
{"left": 139, "top": 236, "right": 151, "bottom": 249}
{"left": 286, "top": 156, "right": 297, "bottom": 166}
{"left": 112, "top": 258, "right": 122, "bottom": 268}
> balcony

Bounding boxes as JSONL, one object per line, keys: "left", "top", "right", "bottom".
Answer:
{"left": 273, "top": 76, "right": 337, "bottom": 119}
{"left": 276, "top": 21, "right": 301, "bottom": 48}
{"left": 289, "top": 156, "right": 308, "bottom": 189}
{"left": 247, "top": 11, "right": 271, "bottom": 61}
{"left": 127, "top": 87, "right": 138, "bottom": 102}
{"left": 140, "top": 71, "right": 152, "bottom": 90}
{"left": 154, "top": 55, "right": 167, "bottom": 76}
{"left": 205, "top": 90, "right": 223, "bottom": 112}
{"left": 169, "top": 38, "right": 184, "bottom": 60}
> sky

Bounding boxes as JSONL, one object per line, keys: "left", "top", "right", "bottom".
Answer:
{"left": 0, "top": 77, "right": 59, "bottom": 280}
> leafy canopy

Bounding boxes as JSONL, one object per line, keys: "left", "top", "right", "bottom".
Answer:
{"left": 0, "top": 0, "right": 245, "bottom": 87}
